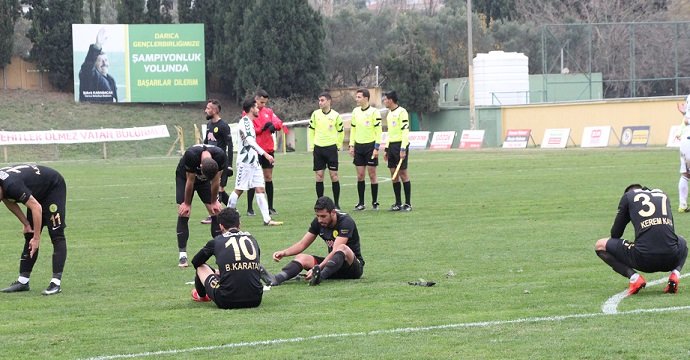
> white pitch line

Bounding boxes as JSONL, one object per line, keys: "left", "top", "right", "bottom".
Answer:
{"left": 601, "top": 273, "right": 690, "bottom": 314}
{"left": 81, "top": 305, "right": 690, "bottom": 360}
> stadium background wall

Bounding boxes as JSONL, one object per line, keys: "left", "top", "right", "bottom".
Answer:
{"left": 423, "top": 97, "right": 684, "bottom": 147}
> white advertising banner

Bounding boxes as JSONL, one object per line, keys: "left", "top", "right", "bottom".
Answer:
{"left": 459, "top": 130, "right": 485, "bottom": 149}
{"left": 541, "top": 128, "right": 571, "bottom": 149}
{"left": 502, "top": 129, "right": 532, "bottom": 149}
{"left": 429, "top": 131, "right": 456, "bottom": 149}
{"left": 408, "top": 131, "right": 431, "bottom": 150}
{"left": 581, "top": 126, "right": 612, "bottom": 148}
{"left": 0, "top": 125, "right": 170, "bottom": 145}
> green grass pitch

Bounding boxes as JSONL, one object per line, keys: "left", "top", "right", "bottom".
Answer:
{"left": 1, "top": 148, "right": 690, "bottom": 359}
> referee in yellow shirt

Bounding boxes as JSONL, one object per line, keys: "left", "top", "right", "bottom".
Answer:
{"left": 348, "top": 88, "right": 382, "bottom": 210}
{"left": 308, "top": 92, "right": 344, "bottom": 209}
{"left": 383, "top": 90, "right": 412, "bottom": 211}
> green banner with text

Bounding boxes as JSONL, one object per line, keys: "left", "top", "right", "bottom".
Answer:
{"left": 73, "top": 24, "right": 206, "bottom": 103}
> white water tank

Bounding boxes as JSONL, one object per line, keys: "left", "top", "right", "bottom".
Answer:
{"left": 473, "top": 51, "right": 529, "bottom": 106}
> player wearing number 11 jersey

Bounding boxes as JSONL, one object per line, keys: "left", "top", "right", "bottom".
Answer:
{"left": 191, "top": 207, "right": 263, "bottom": 309}
{"left": 595, "top": 184, "right": 688, "bottom": 296}
{"left": 0, "top": 164, "right": 68, "bottom": 295}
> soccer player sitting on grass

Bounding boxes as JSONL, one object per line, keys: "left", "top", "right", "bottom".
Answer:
{"left": 595, "top": 184, "right": 688, "bottom": 296}
{"left": 260, "top": 196, "right": 364, "bottom": 286}
{"left": 190, "top": 207, "right": 263, "bottom": 309}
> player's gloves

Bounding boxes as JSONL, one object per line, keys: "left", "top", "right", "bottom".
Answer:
{"left": 262, "top": 122, "right": 276, "bottom": 133}
{"left": 227, "top": 166, "right": 233, "bottom": 177}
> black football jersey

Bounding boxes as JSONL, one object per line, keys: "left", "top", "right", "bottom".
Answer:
{"left": 610, "top": 188, "right": 680, "bottom": 254}
{"left": 177, "top": 144, "right": 228, "bottom": 181}
{"left": 0, "top": 164, "right": 63, "bottom": 204}
{"left": 204, "top": 119, "right": 233, "bottom": 161}
{"left": 191, "top": 229, "right": 263, "bottom": 302}
{"left": 308, "top": 211, "right": 363, "bottom": 262}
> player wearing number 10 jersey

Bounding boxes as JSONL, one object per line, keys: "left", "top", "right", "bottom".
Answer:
{"left": 191, "top": 207, "right": 263, "bottom": 309}
{"left": 0, "top": 164, "right": 68, "bottom": 295}
{"left": 595, "top": 184, "right": 688, "bottom": 296}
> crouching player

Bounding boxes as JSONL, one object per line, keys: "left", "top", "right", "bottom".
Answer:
{"left": 595, "top": 184, "right": 688, "bottom": 296}
{"left": 191, "top": 207, "right": 263, "bottom": 309}
{"left": 260, "top": 196, "right": 364, "bottom": 286}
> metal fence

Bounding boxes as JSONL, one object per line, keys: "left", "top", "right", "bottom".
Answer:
{"left": 541, "top": 21, "right": 690, "bottom": 99}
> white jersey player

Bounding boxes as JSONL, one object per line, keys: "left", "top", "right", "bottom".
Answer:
{"left": 677, "top": 94, "right": 690, "bottom": 212}
{"left": 226, "top": 98, "right": 283, "bottom": 226}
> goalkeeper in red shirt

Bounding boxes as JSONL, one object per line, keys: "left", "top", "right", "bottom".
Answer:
{"left": 245, "top": 89, "right": 285, "bottom": 216}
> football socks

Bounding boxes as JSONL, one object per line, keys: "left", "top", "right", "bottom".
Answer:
{"left": 676, "top": 239, "right": 688, "bottom": 272}
{"left": 255, "top": 193, "right": 271, "bottom": 223}
{"left": 596, "top": 250, "right": 635, "bottom": 278}
{"left": 194, "top": 274, "right": 207, "bottom": 298}
{"left": 320, "top": 251, "right": 345, "bottom": 280}
{"left": 316, "top": 181, "right": 324, "bottom": 198}
{"left": 332, "top": 181, "right": 340, "bottom": 208}
{"left": 357, "top": 180, "right": 365, "bottom": 204}
{"left": 176, "top": 217, "right": 190, "bottom": 251}
{"left": 392, "top": 181, "right": 402, "bottom": 205}
{"left": 246, "top": 188, "right": 255, "bottom": 212}
{"left": 266, "top": 181, "right": 274, "bottom": 209}
{"left": 274, "top": 260, "right": 303, "bottom": 285}
{"left": 51, "top": 235, "right": 67, "bottom": 275}
{"left": 371, "top": 183, "right": 378, "bottom": 205}
{"left": 210, "top": 215, "right": 221, "bottom": 238}
{"left": 227, "top": 191, "right": 239, "bottom": 208}
{"left": 20, "top": 232, "right": 39, "bottom": 276}
{"left": 680, "top": 175, "right": 689, "bottom": 209}
{"left": 219, "top": 190, "right": 230, "bottom": 205}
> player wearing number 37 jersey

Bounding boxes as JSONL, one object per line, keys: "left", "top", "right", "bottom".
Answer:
{"left": 595, "top": 184, "right": 688, "bottom": 296}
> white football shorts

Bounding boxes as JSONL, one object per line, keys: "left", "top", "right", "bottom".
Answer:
{"left": 234, "top": 162, "right": 265, "bottom": 191}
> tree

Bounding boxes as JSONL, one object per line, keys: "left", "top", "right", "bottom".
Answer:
{"left": 143, "top": 0, "right": 171, "bottom": 24}
{"left": 179, "top": 0, "right": 226, "bottom": 94}
{"left": 24, "top": 0, "right": 84, "bottom": 91}
{"left": 381, "top": 18, "right": 441, "bottom": 114}
{"left": 117, "top": 0, "right": 145, "bottom": 23}
{"left": 87, "top": 0, "right": 102, "bottom": 23}
{"left": 234, "top": 0, "right": 325, "bottom": 98}
{"left": 412, "top": 8, "right": 473, "bottom": 79}
{"left": 473, "top": 0, "right": 515, "bottom": 26}
{"left": 323, "top": 5, "right": 394, "bottom": 87}
{"left": 205, "top": 0, "right": 251, "bottom": 99}
{"left": 0, "top": 0, "right": 21, "bottom": 68}
{"left": 177, "top": 0, "right": 194, "bottom": 23}
{"left": 513, "top": 0, "right": 675, "bottom": 97}
{"left": 490, "top": 20, "right": 542, "bottom": 74}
